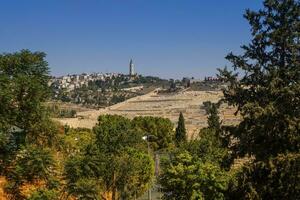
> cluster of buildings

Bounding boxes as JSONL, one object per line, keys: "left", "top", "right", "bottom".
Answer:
{"left": 49, "top": 59, "right": 137, "bottom": 92}
{"left": 49, "top": 72, "right": 122, "bottom": 91}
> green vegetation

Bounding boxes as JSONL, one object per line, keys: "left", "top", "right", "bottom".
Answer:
{"left": 202, "top": 101, "right": 221, "bottom": 131}
{"left": 0, "top": 50, "right": 61, "bottom": 199}
{"left": 218, "top": 0, "right": 300, "bottom": 199}
{"left": 51, "top": 75, "right": 169, "bottom": 109}
{"left": 160, "top": 1, "right": 300, "bottom": 195}
{"left": 63, "top": 115, "right": 157, "bottom": 200}
{"left": 160, "top": 150, "right": 229, "bottom": 200}
{"left": 175, "top": 112, "right": 187, "bottom": 146}
{"left": 0, "top": 50, "right": 173, "bottom": 200}
{"left": 132, "top": 116, "right": 175, "bottom": 151}
{"left": 159, "top": 101, "right": 230, "bottom": 199}
{"left": 0, "top": 0, "right": 299, "bottom": 199}
{"left": 47, "top": 104, "right": 77, "bottom": 118}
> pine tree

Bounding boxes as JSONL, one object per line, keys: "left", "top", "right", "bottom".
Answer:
{"left": 219, "top": 0, "right": 300, "bottom": 161}
{"left": 219, "top": 0, "right": 300, "bottom": 198}
{"left": 175, "top": 112, "right": 187, "bottom": 146}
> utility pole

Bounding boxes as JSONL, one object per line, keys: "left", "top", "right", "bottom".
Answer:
{"left": 147, "top": 135, "right": 152, "bottom": 200}
{"left": 143, "top": 135, "right": 153, "bottom": 200}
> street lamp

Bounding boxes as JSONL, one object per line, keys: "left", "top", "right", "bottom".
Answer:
{"left": 142, "top": 134, "right": 157, "bottom": 200}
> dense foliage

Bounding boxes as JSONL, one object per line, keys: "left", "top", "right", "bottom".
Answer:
{"left": 227, "top": 153, "right": 300, "bottom": 200}
{"left": 175, "top": 112, "right": 187, "bottom": 146}
{"left": 1, "top": 0, "right": 299, "bottom": 198}
{"left": 0, "top": 50, "right": 63, "bottom": 200}
{"left": 219, "top": 0, "right": 300, "bottom": 161}
{"left": 132, "top": 116, "right": 175, "bottom": 151}
{"left": 160, "top": 150, "right": 229, "bottom": 200}
{"left": 64, "top": 115, "right": 155, "bottom": 200}
{"left": 218, "top": 0, "right": 300, "bottom": 198}
{"left": 160, "top": 99, "right": 230, "bottom": 199}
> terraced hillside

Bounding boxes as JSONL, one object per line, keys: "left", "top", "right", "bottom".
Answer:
{"left": 57, "top": 89, "right": 239, "bottom": 137}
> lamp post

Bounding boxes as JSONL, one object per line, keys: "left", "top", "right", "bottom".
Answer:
{"left": 142, "top": 134, "right": 156, "bottom": 200}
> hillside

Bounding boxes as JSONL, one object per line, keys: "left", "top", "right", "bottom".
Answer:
{"left": 56, "top": 89, "right": 239, "bottom": 137}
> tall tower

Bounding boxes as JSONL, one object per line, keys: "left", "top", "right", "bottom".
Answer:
{"left": 129, "top": 59, "right": 135, "bottom": 76}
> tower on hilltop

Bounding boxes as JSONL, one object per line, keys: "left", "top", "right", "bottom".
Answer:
{"left": 129, "top": 59, "right": 135, "bottom": 76}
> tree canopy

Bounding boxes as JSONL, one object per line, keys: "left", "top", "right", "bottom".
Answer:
{"left": 218, "top": 0, "right": 300, "bottom": 161}
{"left": 218, "top": 0, "right": 300, "bottom": 198}
{"left": 64, "top": 115, "right": 155, "bottom": 200}
{"left": 175, "top": 112, "right": 187, "bottom": 146}
{"left": 132, "top": 116, "right": 175, "bottom": 151}
{"left": 0, "top": 50, "right": 62, "bottom": 200}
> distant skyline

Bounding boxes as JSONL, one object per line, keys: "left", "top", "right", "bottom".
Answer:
{"left": 0, "top": 1, "right": 262, "bottom": 79}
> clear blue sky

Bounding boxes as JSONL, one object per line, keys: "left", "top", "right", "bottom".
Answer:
{"left": 0, "top": 0, "right": 262, "bottom": 79}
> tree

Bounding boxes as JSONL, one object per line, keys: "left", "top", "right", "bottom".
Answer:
{"left": 0, "top": 50, "right": 62, "bottom": 199}
{"left": 4, "top": 145, "right": 57, "bottom": 199}
{"left": 219, "top": 0, "right": 300, "bottom": 161}
{"left": 27, "top": 188, "right": 59, "bottom": 200}
{"left": 175, "top": 112, "right": 187, "bottom": 146}
{"left": 202, "top": 101, "right": 221, "bottom": 131}
{"left": 160, "top": 98, "right": 231, "bottom": 199}
{"left": 62, "top": 128, "right": 93, "bottom": 155}
{"left": 132, "top": 116, "right": 175, "bottom": 151}
{"left": 183, "top": 128, "right": 230, "bottom": 168}
{"left": 227, "top": 153, "right": 300, "bottom": 200}
{"left": 159, "top": 150, "right": 229, "bottom": 200}
{"left": 0, "top": 50, "right": 50, "bottom": 136}
{"left": 116, "top": 148, "right": 154, "bottom": 199}
{"left": 93, "top": 115, "right": 153, "bottom": 200}
{"left": 64, "top": 151, "right": 104, "bottom": 200}
{"left": 64, "top": 115, "right": 154, "bottom": 200}
{"left": 218, "top": 0, "right": 300, "bottom": 198}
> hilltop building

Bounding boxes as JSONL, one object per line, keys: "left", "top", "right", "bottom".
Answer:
{"left": 129, "top": 59, "right": 136, "bottom": 76}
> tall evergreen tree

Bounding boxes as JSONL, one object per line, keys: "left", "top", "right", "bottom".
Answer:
{"left": 219, "top": 0, "right": 300, "bottom": 161}
{"left": 218, "top": 0, "right": 300, "bottom": 198}
{"left": 175, "top": 112, "right": 187, "bottom": 146}
{"left": 203, "top": 101, "right": 221, "bottom": 131}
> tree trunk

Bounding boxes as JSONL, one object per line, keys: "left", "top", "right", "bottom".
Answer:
{"left": 112, "top": 172, "right": 117, "bottom": 200}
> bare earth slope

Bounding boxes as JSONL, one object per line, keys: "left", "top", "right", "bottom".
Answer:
{"left": 56, "top": 89, "right": 239, "bottom": 137}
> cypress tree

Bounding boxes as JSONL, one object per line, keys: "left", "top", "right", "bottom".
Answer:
{"left": 203, "top": 101, "right": 221, "bottom": 131}
{"left": 175, "top": 112, "right": 187, "bottom": 146}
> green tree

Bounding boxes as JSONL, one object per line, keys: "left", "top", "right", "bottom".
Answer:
{"left": 27, "top": 189, "right": 59, "bottom": 200}
{"left": 93, "top": 115, "right": 153, "bottom": 200}
{"left": 62, "top": 128, "right": 93, "bottom": 155}
{"left": 116, "top": 148, "right": 154, "bottom": 199}
{"left": 183, "top": 128, "right": 230, "bottom": 168}
{"left": 64, "top": 115, "right": 154, "bottom": 200}
{"left": 0, "top": 50, "right": 50, "bottom": 137}
{"left": 202, "top": 101, "right": 221, "bottom": 131}
{"left": 175, "top": 112, "right": 187, "bottom": 146}
{"left": 0, "top": 50, "right": 62, "bottom": 199}
{"left": 219, "top": 0, "right": 300, "bottom": 161}
{"left": 132, "top": 116, "right": 175, "bottom": 151}
{"left": 5, "top": 145, "right": 57, "bottom": 199}
{"left": 218, "top": 0, "right": 300, "bottom": 198}
{"left": 159, "top": 150, "right": 229, "bottom": 200}
{"left": 227, "top": 153, "right": 300, "bottom": 200}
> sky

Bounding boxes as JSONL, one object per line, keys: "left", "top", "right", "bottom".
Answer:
{"left": 0, "top": 0, "right": 263, "bottom": 79}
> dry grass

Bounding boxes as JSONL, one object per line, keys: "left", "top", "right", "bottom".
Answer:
{"left": 56, "top": 90, "right": 240, "bottom": 138}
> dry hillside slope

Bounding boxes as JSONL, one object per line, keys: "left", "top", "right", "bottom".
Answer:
{"left": 56, "top": 89, "right": 239, "bottom": 137}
